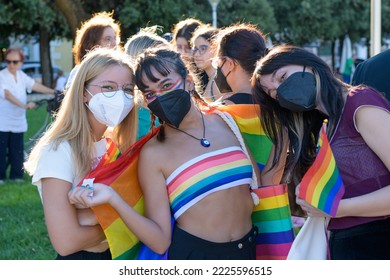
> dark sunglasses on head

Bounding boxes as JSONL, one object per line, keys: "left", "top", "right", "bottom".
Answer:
{"left": 5, "top": 60, "right": 20, "bottom": 65}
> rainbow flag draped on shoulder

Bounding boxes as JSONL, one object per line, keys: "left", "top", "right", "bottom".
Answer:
{"left": 216, "top": 104, "right": 273, "bottom": 171}
{"left": 77, "top": 129, "right": 165, "bottom": 260}
{"left": 299, "top": 122, "right": 345, "bottom": 217}
{"left": 212, "top": 105, "right": 294, "bottom": 260}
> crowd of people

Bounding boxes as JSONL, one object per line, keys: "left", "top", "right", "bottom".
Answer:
{"left": 2, "top": 10, "right": 389, "bottom": 260}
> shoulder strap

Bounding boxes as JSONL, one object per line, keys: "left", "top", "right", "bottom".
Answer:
{"left": 214, "top": 110, "right": 259, "bottom": 191}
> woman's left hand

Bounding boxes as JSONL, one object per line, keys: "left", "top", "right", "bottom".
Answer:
{"left": 295, "top": 184, "right": 330, "bottom": 217}
{"left": 68, "top": 183, "right": 114, "bottom": 208}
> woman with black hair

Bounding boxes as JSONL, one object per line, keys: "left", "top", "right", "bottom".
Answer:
{"left": 69, "top": 47, "right": 261, "bottom": 260}
{"left": 252, "top": 45, "right": 390, "bottom": 260}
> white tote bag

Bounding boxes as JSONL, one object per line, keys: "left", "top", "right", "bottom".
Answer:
{"left": 287, "top": 216, "right": 329, "bottom": 260}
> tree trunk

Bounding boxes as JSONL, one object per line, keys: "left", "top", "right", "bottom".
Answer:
{"left": 54, "top": 0, "right": 88, "bottom": 39}
{"left": 39, "top": 26, "right": 53, "bottom": 88}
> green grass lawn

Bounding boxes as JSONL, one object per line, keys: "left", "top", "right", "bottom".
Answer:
{"left": 0, "top": 105, "right": 56, "bottom": 259}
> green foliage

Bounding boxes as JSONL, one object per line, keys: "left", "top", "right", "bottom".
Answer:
{"left": 2, "top": 0, "right": 390, "bottom": 47}
{"left": 330, "top": 0, "right": 370, "bottom": 42}
{"left": 0, "top": 0, "right": 70, "bottom": 41}
{"left": 217, "top": 0, "right": 278, "bottom": 35}
{"left": 114, "top": 0, "right": 278, "bottom": 41}
{"left": 118, "top": 0, "right": 211, "bottom": 38}
{"left": 269, "top": 0, "right": 383, "bottom": 45}
{"left": 271, "top": 0, "right": 339, "bottom": 45}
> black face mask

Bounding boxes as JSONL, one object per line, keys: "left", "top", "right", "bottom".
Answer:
{"left": 276, "top": 71, "right": 317, "bottom": 111}
{"left": 147, "top": 89, "right": 191, "bottom": 128}
{"left": 214, "top": 62, "right": 232, "bottom": 93}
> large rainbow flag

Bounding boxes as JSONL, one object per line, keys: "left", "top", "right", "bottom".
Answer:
{"left": 216, "top": 104, "right": 273, "bottom": 171}
{"left": 299, "top": 122, "right": 345, "bottom": 217}
{"left": 77, "top": 129, "right": 165, "bottom": 259}
{"left": 214, "top": 105, "right": 293, "bottom": 260}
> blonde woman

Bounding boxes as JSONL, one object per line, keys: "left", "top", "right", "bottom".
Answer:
{"left": 25, "top": 48, "right": 138, "bottom": 259}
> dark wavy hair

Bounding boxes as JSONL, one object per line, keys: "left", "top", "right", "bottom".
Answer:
{"left": 214, "top": 23, "right": 267, "bottom": 75}
{"left": 133, "top": 47, "right": 208, "bottom": 142}
{"left": 172, "top": 18, "right": 203, "bottom": 47}
{"left": 252, "top": 45, "right": 346, "bottom": 215}
{"left": 190, "top": 24, "right": 219, "bottom": 46}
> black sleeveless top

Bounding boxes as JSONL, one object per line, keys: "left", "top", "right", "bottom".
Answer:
{"left": 223, "top": 93, "right": 254, "bottom": 105}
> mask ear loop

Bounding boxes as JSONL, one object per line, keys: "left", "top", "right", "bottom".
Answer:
{"left": 302, "top": 65, "right": 306, "bottom": 77}
{"left": 84, "top": 88, "right": 94, "bottom": 109}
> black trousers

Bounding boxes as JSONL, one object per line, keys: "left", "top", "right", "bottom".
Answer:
{"left": 0, "top": 131, "right": 24, "bottom": 180}
{"left": 329, "top": 218, "right": 390, "bottom": 260}
{"left": 168, "top": 225, "right": 257, "bottom": 260}
{"left": 56, "top": 249, "right": 112, "bottom": 260}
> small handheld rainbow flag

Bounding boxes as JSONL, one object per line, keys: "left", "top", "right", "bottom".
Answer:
{"left": 299, "top": 121, "right": 345, "bottom": 217}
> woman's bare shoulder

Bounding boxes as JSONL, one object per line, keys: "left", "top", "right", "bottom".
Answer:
{"left": 139, "top": 135, "right": 167, "bottom": 163}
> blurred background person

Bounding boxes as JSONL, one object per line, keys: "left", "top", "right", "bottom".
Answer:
{"left": 53, "top": 69, "right": 67, "bottom": 92}
{"left": 0, "top": 47, "right": 54, "bottom": 185}
{"left": 124, "top": 25, "right": 170, "bottom": 139}
{"left": 66, "top": 11, "right": 121, "bottom": 89}
{"left": 352, "top": 49, "right": 390, "bottom": 101}
{"left": 171, "top": 18, "right": 204, "bottom": 56}
{"left": 190, "top": 24, "right": 221, "bottom": 102}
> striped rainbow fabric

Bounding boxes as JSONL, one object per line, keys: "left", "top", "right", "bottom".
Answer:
{"left": 299, "top": 122, "right": 345, "bottom": 217}
{"left": 78, "top": 130, "right": 165, "bottom": 259}
{"left": 212, "top": 105, "right": 293, "bottom": 260}
{"left": 216, "top": 104, "right": 273, "bottom": 171}
{"left": 166, "top": 146, "right": 253, "bottom": 220}
{"left": 252, "top": 184, "right": 294, "bottom": 260}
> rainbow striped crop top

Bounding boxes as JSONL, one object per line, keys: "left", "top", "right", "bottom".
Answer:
{"left": 166, "top": 146, "right": 253, "bottom": 220}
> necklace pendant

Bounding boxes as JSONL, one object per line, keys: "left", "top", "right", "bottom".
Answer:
{"left": 201, "top": 138, "right": 211, "bottom": 148}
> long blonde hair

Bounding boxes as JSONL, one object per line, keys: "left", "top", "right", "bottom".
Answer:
{"left": 25, "top": 48, "right": 138, "bottom": 179}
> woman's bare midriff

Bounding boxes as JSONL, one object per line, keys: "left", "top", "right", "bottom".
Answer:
{"left": 175, "top": 185, "right": 254, "bottom": 242}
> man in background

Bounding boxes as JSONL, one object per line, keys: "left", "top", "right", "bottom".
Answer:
{"left": 352, "top": 49, "right": 390, "bottom": 101}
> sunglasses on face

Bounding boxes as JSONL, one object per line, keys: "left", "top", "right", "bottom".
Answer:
{"left": 5, "top": 59, "right": 20, "bottom": 65}
{"left": 5, "top": 60, "right": 20, "bottom": 65}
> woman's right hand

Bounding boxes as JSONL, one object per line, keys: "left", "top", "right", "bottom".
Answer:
{"left": 26, "top": 102, "right": 36, "bottom": 109}
{"left": 68, "top": 183, "right": 115, "bottom": 208}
